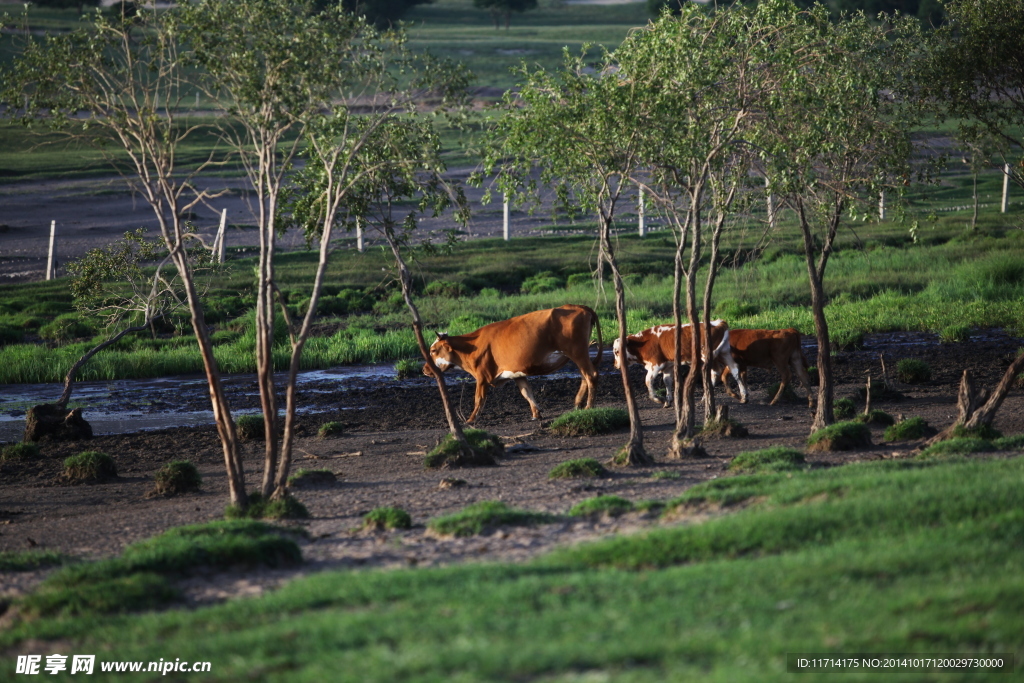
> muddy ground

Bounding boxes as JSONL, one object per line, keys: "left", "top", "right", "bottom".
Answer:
{"left": 2, "top": 330, "right": 1022, "bottom": 605}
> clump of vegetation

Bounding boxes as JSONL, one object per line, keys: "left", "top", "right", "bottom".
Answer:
{"left": 917, "top": 437, "right": 994, "bottom": 461}
{"left": 363, "top": 506, "right": 412, "bottom": 531}
{"left": 713, "top": 298, "right": 758, "bottom": 320}
{"left": 884, "top": 416, "right": 930, "bottom": 441}
{"left": 393, "top": 358, "right": 423, "bottom": 379}
{"left": 151, "top": 461, "right": 201, "bottom": 496}
{"left": 1, "top": 442, "right": 39, "bottom": 462}
{"left": 569, "top": 495, "right": 633, "bottom": 517}
{"left": 424, "top": 429, "right": 503, "bottom": 469}
{"left": 438, "top": 477, "right": 466, "bottom": 489}
{"left": 19, "top": 520, "right": 301, "bottom": 617}
{"left": 994, "top": 434, "right": 1024, "bottom": 451}
{"left": 63, "top": 451, "right": 117, "bottom": 483}
{"left": 38, "top": 314, "right": 95, "bottom": 342}
{"left": 317, "top": 421, "right": 344, "bottom": 438}
{"left": 287, "top": 469, "right": 337, "bottom": 489}
{"left": 548, "top": 458, "right": 607, "bottom": 479}
{"left": 855, "top": 409, "right": 896, "bottom": 426}
{"left": 423, "top": 280, "right": 467, "bottom": 298}
{"left": 236, "top": 414, "right": 264, "bottom": 440}
{"left": 549, "top": 408, "right": 630, "bottom": 436}
{"left": 0, "top": 550, "right": 66, "bottom": 572}
{"left": 832, "top": 329, "right": 865, "bottom": 351}
{"left": 700, "top": 417, "right": 749, "bottom": 438}
{"left": 651, "top": 470, "right": 681, "bottom": 480}
{"left": 225, "top": 492, "right": 309, "bottom": 520}
{"left": 833, "top": 398, "right": 857, "bottom": 420}
{"left": 728, "top": 447, "right": 806, "bottom": 473}
{"left": 896, "top": 358, "right": 932, "bottom": 384}
{"left": 940, "top": 324, "right": 971, "bottom": 343}
{"left": 807, "top": 422, "right": 872, "bottom": 452}
{"left": 427, "top": 501, "right": 556, "bottom": 537}
{"left": 952, "top": 423, "right": 1002, "bottom": 440}
{"left": 520, "top": 271, "right": 564, "bottom": 294}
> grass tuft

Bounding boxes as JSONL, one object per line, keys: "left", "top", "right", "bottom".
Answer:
{"left": 424, "top": 429, "right": 502, "bottom": 469}
{"left": 884, "top": 416, "right": 930, "bottom": 441}
{"left": 235, "top": 414, "right": 264, "bottom": 440}
{"left": 569, "top": 495, "right": 633, "bottom": 517}
{"left": 363, "top": 507, "right": 412, "bottom": 531}
{"left": 393, "top": 358, "right": 423, "bottom": 380}
{"left": 0, "top": 549, "right": 66, "bottom": 572}
{"left": 62, "top": 451, "right": 117, "bottom": 483}
{"left": 896, "top": 358, "right": 932, "bottom": 384}
{"left": 807, "top": 421, "right": 872, "bottom": 452}
{"left": 651, "top": 470, "right": 681, "bottom": 480}
{"left": 952, "top": 423, "right": 1003, "bottom": 440}
{"left": 317, "top": 421, "right": 345, "bottom": 438}
{"left": 548, "top": 458, "right": 607, "bottom": 479}
{"left": 917, "top": 437, "right": 994, "bottom": 460}
{"left": 855, "top": 409, "right": 896, "bottom": 426}
{"left": 833, "top": 398, "right": 857, "bottom": 420}
{"left": 427, "top": 501, "right": 556, "bottom": 537}
{"left": 287, "top": 468, "right": 337, "bottom": 488}
{"left": 728, "top": 447, "right": 807, "bottom": 473}
{"left": 151, "top": 461, "right": 201, "bottom": 496}
{"left": 0, "top": 441, "right": 39, "bottom": 462}
{"left": 700, "top": 418, "right": 749, "bottom": 438}
{"left": 764, "top": 381, "right": 801, "bottom": 403}
{"left": 549, "top": 408, "right": 629, "bottom": 437}
{"left": 225, "top": 492, "right": 310, "bottom": 520}
{"left": 993, "top": 434, "right": 1024, "bottom": 451}
{"left": 940, "top": 323, "right": 971, "bottom": 343}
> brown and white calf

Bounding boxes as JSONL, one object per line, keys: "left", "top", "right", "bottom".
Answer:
{"left": 714, "top": 327, "right": 814, "bottom": 406}
{"left": 612, "top": 320, "right": 747, "bottom": 406}
{"left": 425, "top": 304, "right": 602, "bottom": 423}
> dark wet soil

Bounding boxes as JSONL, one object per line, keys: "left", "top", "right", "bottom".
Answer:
{"left": 1, "top": 330, "right": 1022, "bottom": 605}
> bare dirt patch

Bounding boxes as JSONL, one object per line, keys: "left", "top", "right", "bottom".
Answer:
{"left": 1, "top": 334, "right": 1022, "bottom": 606}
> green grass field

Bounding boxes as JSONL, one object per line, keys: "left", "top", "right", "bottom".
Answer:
{"left": 2, "top": 454, "right": 1021, "bottom": 681}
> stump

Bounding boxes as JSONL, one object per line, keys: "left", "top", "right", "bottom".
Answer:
{"left": 24, "top": 404, "right": 93, "bottom": 442}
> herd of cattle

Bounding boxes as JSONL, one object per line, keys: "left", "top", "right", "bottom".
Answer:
{"left": 426, "top": 304, "right": 814, "bottom": 423}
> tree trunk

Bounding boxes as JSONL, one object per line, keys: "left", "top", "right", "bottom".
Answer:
{"left": 797, "top": 203, "right": 834, "bottom": 432}
{"left": 670, "top": 187, "right": 702, "bottom": 459}
{"left": 926, "top": 354, "right": 1024, "bottom": 445}
{"left": 55, "top": 318, "right": 159, "bottom": 409}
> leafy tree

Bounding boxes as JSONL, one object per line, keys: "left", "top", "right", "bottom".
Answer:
{"left": 480, "top": 46, "right": 653, "bottom": 466}
{"left": 314, "top": 0, "right": 433, "bottom": 29}
{"left": 754, "top": 1, "right": 920, "bottom": 431}
{"left": 922, "top": 0, "right": 1024, "bottom": 191}
{"left": 474, "top": 0, "right": 538, "bottom": 30}
{"left": 2, "top": 8, "right": 247, "bottom": 504}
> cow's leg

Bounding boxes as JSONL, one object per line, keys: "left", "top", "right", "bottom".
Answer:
{"left": 466, "top": 381, "right": 489, "bottom": 424}
{"left": 723, "top": 351, "right": 748, "bottom": 403}
{"left": 568, "top": 350, "right": 599, "bottom": 410}
{"left": 514, "top": 378, "right": 543, "bottom": 420}
{"left": 769, "top": 361, "right": 791, "bottom": 406}
{"left": 792, "top": 351, "right": 815, "bottom": 407}
{"left": 662, "top": 366, "right": 674, "bottom": 407}
{"left": 643, "top": 362, "right": 667, "bottom": 406}
{"left": 718, "top": 364, "right": 741, "bottom": 400}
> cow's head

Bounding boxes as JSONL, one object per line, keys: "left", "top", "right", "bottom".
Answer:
{"left": 425, "top": 332, "right": 456, "bottom": 376}
{"left": 611, "top": 337, "right": 639, "bottom": 370}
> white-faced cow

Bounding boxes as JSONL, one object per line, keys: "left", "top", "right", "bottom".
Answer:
{"left": 714, "top": 327, "right": 814, "bottom": 407}
{"left": 425, "top": 304, "right": 602, "bottom": 424}
{"left": 612, "top": 320, "right": 747, "bottom": 406}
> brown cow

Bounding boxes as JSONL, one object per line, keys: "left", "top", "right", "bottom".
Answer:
{"left": 612, "top": 320, "right": 747, "bottom": 406}
{"left": 714, "top": 328, "right": 814, "bottom": 406}
{"left": 425, "top": 304, "right": 602, "bottom": 423}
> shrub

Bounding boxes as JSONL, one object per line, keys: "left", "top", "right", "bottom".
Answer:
{"left": 317, "top": 421, "right": 345, "bottom": 438}
{"left": 896, "top": 358, "right": 932, "bottom": 384}
{"left": 424, "top": 280, "right": 467, "bottom": 298}
{"left": 855, "top": 410, "right": 896, "bottom": 426}
{"left": 363, "top": 506, "right": 412, "bottom": 531}
{"left": 952, "top": 423, "right": 1002, "bottom": 440}
{"left": 728, "top": 447, "right": 806, "bottom": 473}
{"left": 550, "top": 408, "right": 630, "bottom": 437}
{"left": 884, "top": 416, "right": 929, "bottom": 441}
{"left": 833, "top": 398, "right": 857, "bottom": 420}
{"left": 548, "top": 458, "right": 607, "bottom": 479}
{"left": 520, "top": 271, "right": 564, "bottom": 294}
{"left": 287, "top": 469, "right": 337, "bottom": 488}
{"left": 63, "top": 451, "right": 117, "bottom": 482}
{"left": 831, "top": 330, "right": 865, "bottom": 351}
{"left": 236, "top": 415, "right": 264, "bottom": 440}
{"left": 225, "top": 492, "right": 310, "bottom": 520}
{"left": 566, "top": 273, "right": 594, "bottom": 288}
{"left": 940, "top": 324, "right": 971, "bottom": 343}
{"left": 151, "top": 461, "right": 201, "bottom": 496}
{"left": 38, "top": 314, "right": 95, "bottom": 342}
{"left": 713, "top": 298, "right": 758, "bottom": 320}
{"left": 1, "top": 442, "right": 40, "bottom": 462}
{"left": 427, "top": 501, "right": 556, "bottom": 537}
{"left": 917, "top": 437, "right": 994, "bottom": 460}
{"left": 700, "top": 418, "right": 748, "bottom": 438}
{"left": 477, "top": 287, "right": 502, "bottom": 298}
{"left": 0, "top": 324, "right": 23, "bottom": 345}
{"left": 994, "top": 434, "right": 1024, "bottom": 451}
{"left": 394, "top": 358, "right": 423, "bottom": 380}
{"left": 569, "top": 495, "right": 633, "bottom": 517}
{"left": 372, "top": 291, "right": 405, "bottom": 315}
{"left": 424, "top": 429, "right": 503, "bottom": 469}
{"left": 807, "top": 422, "right": 872, "bottom": 452}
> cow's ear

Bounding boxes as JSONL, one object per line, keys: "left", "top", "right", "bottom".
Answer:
{"left": 437, "top": 331, "right": 448, "bottom": 341}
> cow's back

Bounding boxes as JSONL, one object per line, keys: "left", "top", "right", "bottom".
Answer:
{"left": 473, "top": 305, "right": 594, "bottom": 375}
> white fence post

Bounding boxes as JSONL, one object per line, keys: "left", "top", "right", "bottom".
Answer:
{"left": 765, "top": 176, "right": 776, "bottom": 230}
{"left": 638, "top": 186, "right": 646, "bottom": 237}
{"left": 879, "top": 191, "right": 886, "bottom": 221}
{"left": 503, "top": 195, "right": 510, "bottom": 241}
{"left": 356, "top": 217, "right": 364, "bottom": 253}
{"left": 46, "top": 220, "right": 57, "bottom": 280}
{"left": 1003, "top": 163, "right": 1011, "bottom": 213}
{"left": 215, "top": 209, "right": 227, "bottom": 263}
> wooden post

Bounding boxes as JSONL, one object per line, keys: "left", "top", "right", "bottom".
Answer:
{"left": 46, "top": 220, "right": 57, "bottom": 280}
{"left": 864, "top": 375, "right": 872, "bottom": 416}
{"left": 356, "top": 217, "right": 364, "bottom": 253}
{"left": 503, "top": 195, "right": 510, "bottom": 241}
{"left": 638, "top": 186, "right": 646, "bottom": 237}
{"left": 216, "top": 209, "right": 227, "bottom": 264}
{"left": 1003, "top": 163, "right": 1011, "bottom": 213}
{"left": 765, "top": 176, "right": 776, "bottom": 230}
{"left": 879, "top": 191, "right": 886, "bottom": 221}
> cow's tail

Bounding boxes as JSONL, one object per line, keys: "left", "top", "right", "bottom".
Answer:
{"left": 586, "top": 305, "right": 603, "bottom": 369}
